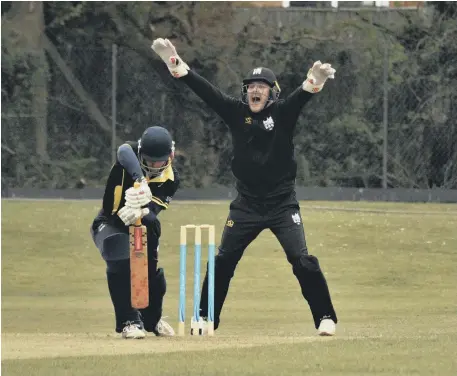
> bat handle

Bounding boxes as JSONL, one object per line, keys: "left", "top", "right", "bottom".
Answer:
{"left": 133, "top": 181, "right": 143, "bottom": 226}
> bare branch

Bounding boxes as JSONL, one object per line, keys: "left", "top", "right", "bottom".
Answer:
{"left": 354, "top": 11, "right": 424, "bottom": 39}
{"left": 250, "top": 34, "right": 337, "bottom": 45}
{"left": 105, "top": 5, "right": 184, "bottom": 93}
{"left": 1, "top": 143, "right": 16, "bottom": 155}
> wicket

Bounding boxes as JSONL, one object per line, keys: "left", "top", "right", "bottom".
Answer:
{"left": 179, "top": 224, "right": 215, "bottom": 336}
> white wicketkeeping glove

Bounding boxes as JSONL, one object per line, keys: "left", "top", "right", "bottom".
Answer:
{"left": 302, "top": 61, "right": 336, "bottom": 93}
{"left": 125, "top": 179, "right": 153, "bottom": 209}
{"left": 118, "top": 206, "right": 150, "bottom": 226}
{"left": 151, "top": 38, "right": 189, "bottom": 78}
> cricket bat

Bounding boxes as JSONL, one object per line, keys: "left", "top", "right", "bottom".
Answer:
{"left": 129, "top": 182, "right": 149, "bottom": 309}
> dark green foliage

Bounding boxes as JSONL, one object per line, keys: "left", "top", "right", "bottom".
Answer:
{"left": 1, "top": 2, "right": 456, "bottom": 189}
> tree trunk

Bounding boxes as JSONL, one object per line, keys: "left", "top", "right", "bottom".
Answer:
{"left": 4, "top": 2, "right": 49, "bottom": 159}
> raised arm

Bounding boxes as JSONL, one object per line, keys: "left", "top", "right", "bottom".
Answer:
{"left": 117, "top": 142, "right": 153, "bottom": 210}
{"left": 151, "top": 38, "right": 239, "bottom": 123}
{"left": 279, "top": 61, "right": 336, "bottom": 123}
{"left": 180, "top": 70, "right": 239, "bottom": 121}
{"left": 117, "top": 143, "right": 143, "bottom": 182}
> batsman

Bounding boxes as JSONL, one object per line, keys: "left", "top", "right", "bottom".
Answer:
{"left": 90, "top": 126, "right": 179, "bottom": 339}
{"left": 152, "top": 38, "right": 338, "bottom": 336}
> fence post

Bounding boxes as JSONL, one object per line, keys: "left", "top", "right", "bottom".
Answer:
{"left": 382, "top": 39, "right": 389, "bottom": 189}
{"left": 111, "top": 43, "right": 118, "bottom": 164}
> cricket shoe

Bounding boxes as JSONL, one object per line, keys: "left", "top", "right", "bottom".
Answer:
{"left": 122, "top": 321, "right": 146, "bottom": 339}
{"left": 154, "top": 318, "right": 175, "bottom": 337}
{"left": 318, "top": 318, "right": 336, "bottom": 336}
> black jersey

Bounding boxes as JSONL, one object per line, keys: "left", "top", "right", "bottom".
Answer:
{"left": 181, "top": 70, "right": 313, "bottom": 199}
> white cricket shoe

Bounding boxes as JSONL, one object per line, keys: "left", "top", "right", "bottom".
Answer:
{"left": 122, "top": 322, "right": 146, "bottom": 339}
{"left": 318, "top": 318, "right": 336, "bottom": 336}
{"left": 155, "top": 318, "right": 175, "bottom": 337}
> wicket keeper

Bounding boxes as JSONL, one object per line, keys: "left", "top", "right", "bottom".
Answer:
{"left": 152, "top": 38, "right": 338, "bottom": 336}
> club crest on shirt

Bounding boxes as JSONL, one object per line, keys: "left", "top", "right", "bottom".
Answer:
{"left": 263, "top": 116, "right": 274, "bottom": 131}
{"left": 291, "top": 213, "right": 301, "bottom": 225}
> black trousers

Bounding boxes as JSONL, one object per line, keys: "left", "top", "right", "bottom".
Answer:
{"left": 90, "top": 215, "right": 166, "bottom": 333}
{"left": 199, "top": 192, "right": 337, "bottom": 329}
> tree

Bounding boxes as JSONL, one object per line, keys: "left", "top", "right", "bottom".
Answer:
{"left": 2, "top": 1, "right": 49, "bottom": 159}
{"left": 2, "top": 2, "right": 454, "bottom": 189}
{"left": 384, "top": 2, "right": 457, "bottom": 188}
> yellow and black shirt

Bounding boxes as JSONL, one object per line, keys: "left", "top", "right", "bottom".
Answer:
{"left": 93, "top": 141, "right": 180, "bottom": 229}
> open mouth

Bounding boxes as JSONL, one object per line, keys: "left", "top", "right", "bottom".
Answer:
{"left": 251, "top": 95, "right": 262, "bottom": 103}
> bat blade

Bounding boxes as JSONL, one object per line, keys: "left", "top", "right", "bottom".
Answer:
{"left": 130, "top": 224, "right": 149, "bottom": 309}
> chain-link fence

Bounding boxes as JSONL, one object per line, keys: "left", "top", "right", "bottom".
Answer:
{"left": 2, "top": 45, "right": 114, "bottom": 189}
{"left": 2, "top": 9, "right": 456, "bottom": 191}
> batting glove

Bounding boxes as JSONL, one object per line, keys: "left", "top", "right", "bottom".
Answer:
{"left": 125, "top": 178, "right": 153, "bottom": 209}
{"left": 302, "top": 61, "right": 336, "bottom": 93}
{"left": 151, "top": 38, "right": 189, "bottom": 78}
{"left": 118, "top": 206, "right": 150, "bottom": 226}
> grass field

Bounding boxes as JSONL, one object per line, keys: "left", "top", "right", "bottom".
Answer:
{"left": 2, "top": 199, "right": 457, "bottom": 375}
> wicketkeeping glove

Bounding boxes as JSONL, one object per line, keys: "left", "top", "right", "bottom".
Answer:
{"left": 302, "top": 61, "right": 336, "bottom": 93}
{"left": 125, "top": 178, "right": 153, "bottom": 209}
{"left": 118, "top": 206, "right": 150, "bottom": 226}
{"left": 151, "top": 38, "right": 189, "bottom": 78}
